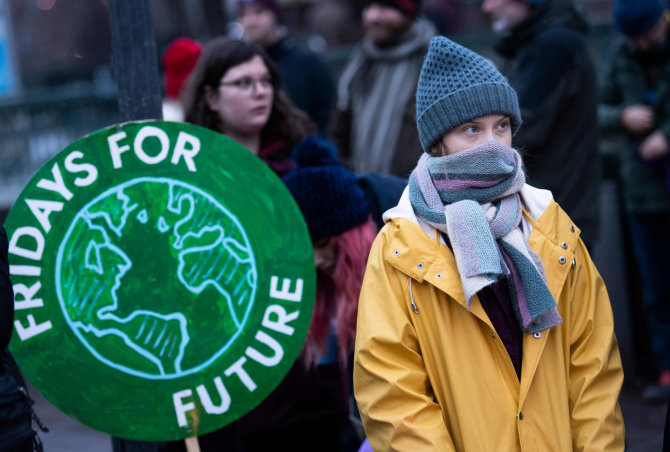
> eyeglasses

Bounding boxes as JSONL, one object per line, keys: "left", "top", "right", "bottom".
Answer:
{"left": 219, "top": 75, "right": 273, "bottom": 94}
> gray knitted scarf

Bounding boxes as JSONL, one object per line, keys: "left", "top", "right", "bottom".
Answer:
{"left": 409, "top": 140, "right": 561, "bottom": 333}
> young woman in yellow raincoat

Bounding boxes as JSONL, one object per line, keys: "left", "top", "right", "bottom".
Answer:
{"left": 353, "top": 36, "right": 625, "bottom": 451}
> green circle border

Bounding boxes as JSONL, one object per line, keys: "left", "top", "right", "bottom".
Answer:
{"left": 5, "top": 121, "right": 315, "bottom": 441}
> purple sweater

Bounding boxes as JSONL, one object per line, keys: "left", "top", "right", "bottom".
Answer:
{"left": 478, "top": 279, "right": 523, "bottom": 379}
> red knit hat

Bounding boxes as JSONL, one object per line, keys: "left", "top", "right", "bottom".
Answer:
{"left": 162, "top": 38, "right": 203, "bottom": 100}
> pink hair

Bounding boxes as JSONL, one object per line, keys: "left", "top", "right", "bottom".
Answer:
{"left": 303, "top": 218, "right": 377, "bottom": 368}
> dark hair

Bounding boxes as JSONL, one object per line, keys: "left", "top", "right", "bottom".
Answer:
{"left": 182, "top": 37, "right": 313, "bottom": 147}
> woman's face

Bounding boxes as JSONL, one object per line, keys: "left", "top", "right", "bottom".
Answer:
{"left": 313, "top": 237, "right": 337, "bottom": 275}
{"left": 440, "top": 114, "right": 512, "bottom": 155}
{"left": 205, "top": 55, "right": 274, "bottom": 138}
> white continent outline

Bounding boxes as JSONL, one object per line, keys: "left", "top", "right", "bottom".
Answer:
{"left": 55, "top": 177, "right": 257, "bottom": 380}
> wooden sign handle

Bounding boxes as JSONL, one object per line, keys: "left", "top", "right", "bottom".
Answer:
{"left": 185, "top": 437, "right": 201, "bottom": 452}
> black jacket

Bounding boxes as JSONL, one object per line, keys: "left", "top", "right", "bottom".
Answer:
{"left": 496, "top": 0, "right": 600, "bottom": 246}
{"left": 265, "top": 34, "right": 336, "bottom": 136}
{"left": 1, "top": 225, "right": 13, "bottom": 355}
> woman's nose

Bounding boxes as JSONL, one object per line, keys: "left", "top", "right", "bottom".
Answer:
{"left": 483, "top": 129, "right": 497, "bottom": 142}
{"left": 253, "top": 83, "right": 271, "bottom": 97}
{"left": 313, "top": 249, "right": 324, "bottom": 267}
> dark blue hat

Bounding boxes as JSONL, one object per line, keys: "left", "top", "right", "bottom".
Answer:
{"left": 284, "top": 135, "right": 370, "bottom": 242}
{"left": 615, "top": 0, "right": 665, "bottom": 37}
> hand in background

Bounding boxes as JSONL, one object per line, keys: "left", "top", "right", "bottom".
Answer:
{"left": 621, "top": 104, "right": 654, "bottom": 134}
{"left": 638, "top": 130, "right": 669, "bottom": 161}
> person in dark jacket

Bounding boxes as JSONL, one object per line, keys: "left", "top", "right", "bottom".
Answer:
{"left": 599, "top": 0, "right": 670, "bottom": 401}
{"left": 237, "top": 0, "right": 336, "bottom": 136}
{"left": 1, "top": 225, "right": 45, "bottom": 452}
{"left": 1, "top": 226, "right": 12, "bottom": 356}
{"left": 481, "top": 0, "right": 601, "bottom": 249}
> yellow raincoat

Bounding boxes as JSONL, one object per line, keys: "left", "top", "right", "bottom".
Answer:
{"left": 354, "top": 185, "right": 625, "bottom": 451}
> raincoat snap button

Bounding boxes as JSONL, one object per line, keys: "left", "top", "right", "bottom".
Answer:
{"left": 394, "top": 250, "right": 400, "bottom": 256}
{"left": 436, "top": 273, "right": 442, "bottom": 278}
{"left": 558, "top": 256, "right": 566, "bottom": 264}
{"left": 533, "top": 332, "right": 542, "bottom": 339}
{"left": 572, "top": 258, "right": 576, "bottom": 267}
{"left": 491, "top": 333, "right": 496, "bottom": 338}
{"left": 417, "top": 262, "right": 424, "bottom": 269}
{"left": 570, "top": 225, "right": 575, "bottom": 232}
{"left": 561, "top": 242, "right": 568, "bottom": 249}
{"left": 517, "top": 412, "right": 524, "bottom": 420}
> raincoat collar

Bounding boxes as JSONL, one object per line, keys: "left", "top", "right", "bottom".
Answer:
{"left": 382, "top": 184, "right": 580, "bottom": 311}
{"left": 383, "top": 184, "right": 553, "bottom": 239}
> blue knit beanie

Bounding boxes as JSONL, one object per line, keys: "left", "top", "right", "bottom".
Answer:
{"left": 614, "top": 0, "right": 665, "bottom": 37}
{"left": 284, "top": 135, "right": 370, "bottom": 242}
{"left": 416, "top": 36, "right": 522, "bottom": 153}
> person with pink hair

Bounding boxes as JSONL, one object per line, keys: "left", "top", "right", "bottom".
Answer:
{"left": 285, "top": 136, "right": 379, "bottom": 370}
{"left": 237, "top": 135, "right": 380, "bottom": 451}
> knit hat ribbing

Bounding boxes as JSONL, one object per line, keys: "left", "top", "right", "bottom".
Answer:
{"left": 416, "top": 36, "right": 522, "bottom": 153}
{"left": 284, "top": 136, "right": 370, "bottom": 242}
{"left": 614, "top": 0, "right": 665, "bottom": 37}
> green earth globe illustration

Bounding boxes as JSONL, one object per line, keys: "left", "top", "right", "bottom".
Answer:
{"left": 55, "top": 177, "right": 257, "bottom": 380}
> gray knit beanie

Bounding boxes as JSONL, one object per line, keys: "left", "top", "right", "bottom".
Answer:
{"left": 416, "top": 36, "right": 522, "bottom": 153}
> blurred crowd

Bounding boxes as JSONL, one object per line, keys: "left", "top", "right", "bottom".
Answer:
{"left": 155, "top": 0, "right": 670, "bottom": 450}
{"left": 2, "top": 0, "right": 670, "bottom": 451}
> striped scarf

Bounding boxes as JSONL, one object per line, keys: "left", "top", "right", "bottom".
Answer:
{"left": 336, "top": 19, "right": 435, "bottom": 174}
{"left": 409, "top": 140, "right": 561, "bottom": 333}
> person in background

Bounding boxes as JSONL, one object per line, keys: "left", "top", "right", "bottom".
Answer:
{"left": 238, "top": 135, "right": 375, "bottom": 451}
{"left": 0, "top": 226, "right": 13, "bottom": 398}
{"left": 161, "top": 37, "right": 203, "bottom": 122}
{"left": 237, "top": 0, "right": 336, "bottom": 136}
{"left": 182, "top": 37, "right": 314, "bottom": 178}
{"left": 599, "top": 0, "right": 670, "bottom": 401}
{"left": 331, "top": 0, "right": 436, "bottom": 177}
{"left": 354, "top": 36, "right": 625, "bottom": 451}
{"left": 481, "top": 0, "right": 601, "bottom": 249}
{"left": 0, "top": 225, "right": 46, "bottom": 452}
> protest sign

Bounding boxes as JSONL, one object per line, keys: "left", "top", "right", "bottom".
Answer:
{"left": 5, "top": 120, "right": 315, "bottom": 441}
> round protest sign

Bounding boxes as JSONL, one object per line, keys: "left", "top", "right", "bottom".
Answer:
{"left": 5, "top": 120, "right": 315, "bottom": 441}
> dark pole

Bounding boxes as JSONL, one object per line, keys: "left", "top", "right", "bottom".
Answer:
{"left": 107, "top": 6, "right": 164, "bottom": 451}
{"left": 108, "top": 0, "right": 163, "bottom": 122}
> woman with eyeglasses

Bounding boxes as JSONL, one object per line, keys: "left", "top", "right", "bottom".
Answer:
{"left": 182, "top": 37, "right": 314, "bottom": 177}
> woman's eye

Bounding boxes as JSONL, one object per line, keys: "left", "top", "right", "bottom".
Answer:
{"left": 312, "top": 238, "right": 331, "bottom": 249}
{"left": 498, "top": 120, "right": 510, "bottom": 130}
{"left": 240, "top": 78, "right": 254, "bottom": 89}
{"left": 464, "top": 126, "right": 478, "bottom": 134}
